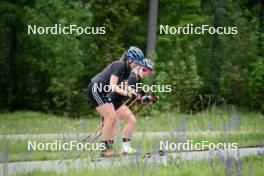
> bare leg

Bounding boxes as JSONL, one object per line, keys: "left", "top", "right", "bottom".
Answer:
{"left": 96, "top": 103, "right": 117, "bottom": 140}
{"left": 116, "top": 105, "right": 136, "bottom": 139}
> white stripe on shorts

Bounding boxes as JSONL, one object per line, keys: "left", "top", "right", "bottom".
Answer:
{"left": 92, "top": 84, "right": 104, "bottom": 105}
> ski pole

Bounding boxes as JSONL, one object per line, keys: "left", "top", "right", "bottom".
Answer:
{"left": 70, "top": 131, "right": 102, "bottom": 163}
{"left": 119, "top": 95, "right": 160, "bottom": 129}
{"left": 88, "top": 96, "right": 159, "bottom": 157}
{"left": 127, "top": 95, "right": 140, "bottom": 108}
{"left": 83, "top": 96, "right": 137, "bottom": 142}
{"left": 88, "top": 97, "right": 141, "bottom": 143}
{"left": 59, "top": 124, "right": 102, "bottom": 164}
{"left": 63, "top": 96, "right": 138, "bottom": 164}
{"left": 135, "top": 103, "right": 151, "bottom": 117}
{"left": 122, "top": 97, "right": 132, "bottom": 107}
{"left": 69, "top": 99, "right": 140, "bottom": 164}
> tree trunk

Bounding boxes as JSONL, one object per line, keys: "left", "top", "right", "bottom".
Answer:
{"left": 146, "top": 0, "right": 158, "bottom": 58}
{"left": 210, "top": 0, "right": 224, "bottom": 94}
{"left": 7, "top": 0, "right": 17, "bottom": 110}
{"left": 259, "top": 0, "right": 264, "bottom": 56}
{"left": 219, "top": 0, "right": 224, "bottom": 7}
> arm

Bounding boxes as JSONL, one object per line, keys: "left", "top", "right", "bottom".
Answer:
{"left": 109, "top": 75, "right": 130, "bottom": 97}
{"left": 110, "top": 62, "right": 138, "bottom": 97}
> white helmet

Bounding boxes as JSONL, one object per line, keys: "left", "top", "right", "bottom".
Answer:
{"left": 142, "top": 58, "right": 154, "bottom": 70}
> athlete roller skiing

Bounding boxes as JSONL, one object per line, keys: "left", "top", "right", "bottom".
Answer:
{"left": 107, "top": 58, "right": 154, "bottom": 154}
{"left": 86, "top": 46, "right": 149, "bottom": 157}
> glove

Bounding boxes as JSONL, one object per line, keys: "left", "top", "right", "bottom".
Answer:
{"left": 141, "top": 96, "right": 151, "bottom": 104}
{"left": 141, "top": 95, "right": 160, "bottom": 104}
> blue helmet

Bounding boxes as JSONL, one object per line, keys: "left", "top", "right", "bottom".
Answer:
{"left": 142, "top": 58, "right": 154, "bottom": 70}
{"left": 125, "top": 46, "right": 144, "bottom": 65}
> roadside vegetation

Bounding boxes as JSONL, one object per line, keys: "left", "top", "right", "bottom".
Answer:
{"left": 17, "top": 155, "right": 264, "bottom": 176}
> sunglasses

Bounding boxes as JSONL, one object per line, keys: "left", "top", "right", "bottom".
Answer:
{"left": 142, "top": 67, "right": 151, "bottom": 73}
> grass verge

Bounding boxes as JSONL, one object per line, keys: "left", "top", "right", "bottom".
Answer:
{"left": 17, "top": 155, "right": 264, "bottom": 176}
{"left": 1, "top": 132, "right": 263, "bottom": 162}
{"left": 0, "top": 106, "right": 263, "bottom": 134}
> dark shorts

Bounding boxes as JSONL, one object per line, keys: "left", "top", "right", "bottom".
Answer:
{"left": 112, "top": 97, "right": 124, "bottom": 109}
{"left": 86, "top": 82, "right": 112, "bottom": 107}
{"left": 108, "top": 92, "right": 126, "bottom": 110}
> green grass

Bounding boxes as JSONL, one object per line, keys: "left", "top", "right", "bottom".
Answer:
{"left": 0, "top": 111, "right": 98, "bottom": 134}
{"left": 0, "top": 107, "right": 263, "bottom": 162}
{"left": 136, "top": 106, "right": 264, "bottom": 132}
{"left": 17, "top": 155, "right": 264, "bottom": 176}
{"left": 1, "top": 132, "right": 264, "bottom": 162}
{"left": 0, "top": 106, "right": 264, "bottom": 134}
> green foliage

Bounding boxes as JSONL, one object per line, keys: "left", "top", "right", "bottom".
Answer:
{"left": 0, "top": 0, "right": 263, "bottom": 115}
{"left": 215, "top": 1, "right": 259, "bottom": 108}
{"left": 88, "top": 0, "right": 147, "bottom": 64}
{"left": 249, "top": 59, "right": 264, "bottom": 113}
{"left": 219, "top": 61, "right": 248, "bottom": 105}
{"left": 24, "top": 0, "right": 93, "bottom": 116}
{"left": 0, "top": 0, "right": 92, "bottom": 115}
{"left": 156, "top": 0, "right": 203, "bottom": 113}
